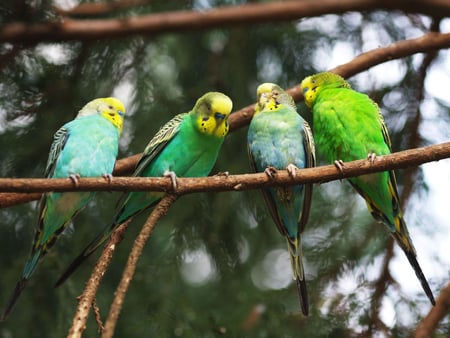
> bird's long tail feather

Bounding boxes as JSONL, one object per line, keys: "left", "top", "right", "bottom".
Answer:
{"left": 1, "top": 279, "right": 28, "bottom": 321}
{"left": 286, "top": 237, "right": 309, "bottom": 315}
{"left": 392, "top": 216, "right": 435, "bottom": 305}
{"left": 54, "top": 223, "right": 117, "bottom": 287}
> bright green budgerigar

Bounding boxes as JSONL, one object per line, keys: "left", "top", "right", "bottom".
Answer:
{"left": 1, "top": 98, "right": 126, "bottom": 320}
{"left": 248, "top": 83, "right": 315, "bottom": 315}
{"left": 55, "top": 91, "right": 233, "bottom": 286}
{"left": 300, "top": 72, "right": 435, "bottom": 305}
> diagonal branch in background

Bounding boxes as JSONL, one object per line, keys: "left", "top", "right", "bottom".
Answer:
{"left": 67, "top": 220, "right": 131, "bottom": 338}
{"left": 1, "top": 0, "right": 450, "bottom": 43}
{"left": 414, "top": 282, "right": 450, "bottom": 338}
{"left": 101, "top": 194, "right": 177, "bottom": 338}
{"left": 0, "top": 142, "right": 449, "bottom": 194}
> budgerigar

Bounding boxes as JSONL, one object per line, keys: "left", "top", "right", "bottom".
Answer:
{"left": 55, "top": 91, "right": 233, "bottom": 286}
{"left": 1, "top": 98, "right": 126, "bottom": 320}
{"left": 300, "top": 71, "right": 435, "bottom": 305}
{"left": 248, "top": 83, "right": 315, "bottom": 315}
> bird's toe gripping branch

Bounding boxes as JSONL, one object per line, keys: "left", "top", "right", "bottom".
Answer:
{"left": 102, "top": 173, "right": 113, "bottom": 183}
{"left": 333, "top": 160, "right": 345, "bottom": 174}
{"left": 69, "top": 173, "right": 81, "bottom": 186}
{"left": 367, "top": 152, "right": 377, "bottom": 164}
{"left": 163, "top": 170, "right": 178, "bottom": 191}
{"left": 286, "top": 163, "right": 298, "bottom": 178}
{"left": 264, "top": 166, "right": 278, "bottom": 179}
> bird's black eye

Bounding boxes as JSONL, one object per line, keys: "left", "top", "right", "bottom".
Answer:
{"left": 108, "top": 105, "right": 114, "bottom": 110}
{"left": 202, "top": 117, "right": 209, "bottom": 121}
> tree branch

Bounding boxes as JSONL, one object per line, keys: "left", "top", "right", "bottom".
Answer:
{"left": 413, "top": 283, "right": 450, "bottom": 338}
{"left": 1, "top": 0, "right": 450, "bottom": 43}
{"left": 101, "top": 194, "right": 177, "bottom": 338}
{"left": 0, "top": 142, "right": 448, "bottom": 195}
{"left": 54, "top": 0, "right": 151, "bottom": 17}
{"left": 67, "top": 220, "right": 131, "bottom": 338}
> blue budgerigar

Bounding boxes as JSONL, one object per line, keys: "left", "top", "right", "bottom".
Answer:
{"left": 247, "top": 83, "right": 315, "bottom": 315}
{"left": 1, "top": 98, "right": 126, "bottom": 320}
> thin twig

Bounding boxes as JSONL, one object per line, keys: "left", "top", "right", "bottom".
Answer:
{"left": 67, "top": 220, "right": 131, "bottom": 338}
{"left": 101, "top": 194, "right": 178, "bottom": 338}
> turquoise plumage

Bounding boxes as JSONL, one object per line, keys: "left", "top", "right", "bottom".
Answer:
{"left": 247, "top": 83, "right": 315, "bottom": 315}
{"left": 55, "top": 91, "right": 233, "bottom": 286}
{"left": 1, "top": 98, "right": 126, "bottom": 320}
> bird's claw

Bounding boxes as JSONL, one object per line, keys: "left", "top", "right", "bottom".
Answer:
{"left": 102, "top": 173, "right": 113, "bottom": 183}
{"left": 367, "top": 152, "right": 376, "bottom": 164}
{"left": 69, "top": 173, "right": 81, "bottom": 186}
{"left": 163, "top": 170, "right": 178, "bottom": 191}
{"left": 264, "top": 166, "right": 278, "bottom": 179}
{"left": 215, "top": 171, "right": 229, "bottom": 177}
{"left": 334, "top": 160, "right": 345, "bottom": 174}
{"left": 286, "top": 164, "right": 298, "bottom": 178}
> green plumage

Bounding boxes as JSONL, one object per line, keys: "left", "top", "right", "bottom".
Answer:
{"left": 300, "top": 72, "right": 435, "bottom": 305}
{"left": 55, "top": 92, "right": 233, "bottom": 286}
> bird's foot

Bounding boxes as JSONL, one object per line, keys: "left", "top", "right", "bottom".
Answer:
{"left": 102, "top": 173, "right": 113, "bottom": 183}
{"left": 69, "top": 173, "right": 81, "bottom": 186}
{"left": 367, "top": 152, "right": 377, "bottom": 164}
{"left": 264, "top": 166, "right": 278, "bottom": 179}
{"left": 334, "top": 160, "right": 345, "bottom": 174}
{"left": 163, "top": 170, "right": 178, "bottom": 191}
{"left": 215, "top": 171, "right": 229, "bottom": 177}
{"left": 286, "top": 163, "right": 298, "bottom": 178}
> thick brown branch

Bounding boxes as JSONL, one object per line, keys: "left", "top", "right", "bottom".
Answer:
{"left": 101, "top": 194, "right": 177, "bottom": 338}
{"left": 67, "top": 220, "right": 131, "bottom": 338}
{"left": 413, "top": 283, "right": 450, "bottom": 338}
{"left": 0, "top": 142, "right": 448, "bottom": 194}
{"left": 54, "top": 0, "right": 150, "bottom": 17}
{"left": 1, "top": 0, "right": 450, "bottom": 42}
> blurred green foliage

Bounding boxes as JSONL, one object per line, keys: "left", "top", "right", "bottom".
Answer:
{"left": 0, "top": 1, "right": 449, "bottom": 337}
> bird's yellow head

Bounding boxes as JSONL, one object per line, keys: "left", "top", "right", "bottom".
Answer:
{"left": 78, "top": 97, "right": 126, "bottom": 133}
{"left": 300, "top": 72, "right": 350, "bottom": 108}
{"left": 192, "top": 92, "right": 232, "bottom": 138}
{"left": 254, "top": 82, "right": 296, "bottom": 114}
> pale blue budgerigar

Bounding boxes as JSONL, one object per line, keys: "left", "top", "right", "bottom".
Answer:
{"left": 1, "top": 98, "right": 126, "bottom": 320}
{"left": 247, "top": 83, "right": 315, "bottom": 315}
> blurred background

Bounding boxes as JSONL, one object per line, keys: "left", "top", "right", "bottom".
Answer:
{"left": 0, "top": 1, "right": 449, "bottom": 337}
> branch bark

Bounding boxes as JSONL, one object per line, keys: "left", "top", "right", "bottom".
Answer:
{"left": 1, "top": 0, "right": 450, "bottom": 43}
{"left": 414, "top": 283, "right": 450, "bottom": 338}
{"left": 67, "top": 220, "right": 131, "bottom": 338}
{"left": 0, "top": 142, "right": 448, "bottom": 194}
{"left": 101, "top": 194, "right": 177, "bottom": 338}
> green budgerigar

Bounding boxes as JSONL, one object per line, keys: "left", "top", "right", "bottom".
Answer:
{"left": 248, "top": 83, "right": 315, "bottom": 315}
{"left": 300, "top": 71, "right": 435, "bottom": 305}
{"left": 1, "top": 98, "right": 126, "bottom": 320}
{"left": 55, "top": 91, "right": 233, "bottom": 286}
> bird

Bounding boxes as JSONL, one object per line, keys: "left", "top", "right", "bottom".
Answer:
{"left": 247, "top": 83, "right": 316, "bottom": 315}
{"left": 54, "top": 91, "right": 233, "bottom": 287}
{"left": 1, "top": 97, "right": 126, "bottom": 320}
{"left": 300, "top": 71, "right": 435, "bottom": 305}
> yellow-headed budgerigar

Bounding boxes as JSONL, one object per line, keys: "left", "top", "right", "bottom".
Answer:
{"left": 247, "top": 83, "right": 315, "bottom": 315}
{"left": 55, "top": 92, "right": 232, "bottom": 286}
{"left": 1, "top": 98, "right": 126, "bottom": 320}
{"left": 300, "top": 71, "right": 435, "bottom": 305}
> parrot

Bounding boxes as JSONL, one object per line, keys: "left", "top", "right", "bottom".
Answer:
{"left": 1, "top": 97, "right": 126, "bottom": 320}
{"left": 247, "top": 83, "right": 316, "bottom": 315}
{"left": 54, "top": 91, "right": 233, "bottom": 286}
{"left": 300, "top": 71, "right": 435, "bottom": 305}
